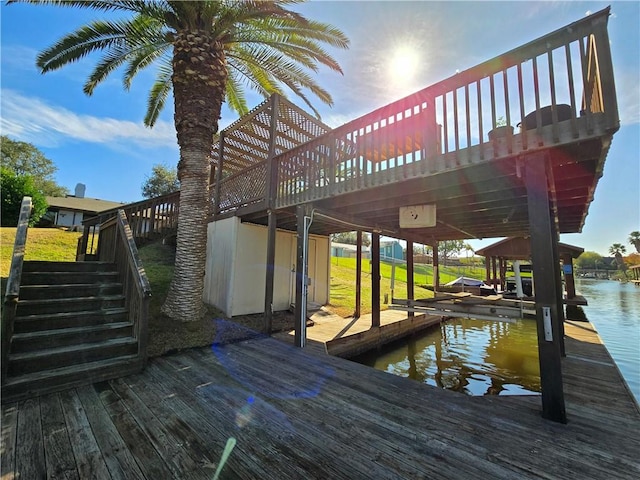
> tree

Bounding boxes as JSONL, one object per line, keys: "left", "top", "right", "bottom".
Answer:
{"left": 629, "top": 231, "right": 640, "bottom": 254}
{"left": 142, "top": 164, "right": 179, "bottom": 198}
{"left": 1, "top": 167, "right": 48, "bottom": 226}
{"left": 23, "top": 0, "right": 349, "bottom": 321}
{"left": 608, "top": 243, "right": 628, "bottom": 277}
{"left": 439, "top": 240, "right": 465, "bottom": 265}
{"left": 1, "top": 135, "right": 68, "bottom": 197}
{"left": 575, "top": 251, "right": 603, "bottom": 270}
{"left": 331, "top": 231, "right": 371, "bottom": 247}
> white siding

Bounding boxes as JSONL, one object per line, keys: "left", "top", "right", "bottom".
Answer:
{"left": 203, "top": 217, "right": 239, "bottom": 316}
{"left": 203, "top": 219, "right": 329, "bottom": 317}
{"left": 55, "top": 210, "right": 84, "bottom": 227}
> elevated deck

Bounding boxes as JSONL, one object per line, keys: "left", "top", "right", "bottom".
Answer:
{"left": 2, "top": 320, "right": 637, "bottom": 479}
{"left": 213, "top": 8, "right": 618, "bottom": 245}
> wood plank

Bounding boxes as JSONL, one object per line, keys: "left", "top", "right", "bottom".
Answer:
{"left": 91, "top": 382, "right": 176, "bottom": 479}
{"left": 40, "top": 394, "right": 80, "bottom": 480}
{"left": 108, "top": 377, "right": 210, "bottom": 479}
{"left": 15, "top": 398, "right": 46, "bottom": 479}
{"left": 75, "top": 384, "right": 146, "bottom": 480}
{"left": 59, "top": 389, "right": 112, "bottom": 479}
{"left": 1, "top": 403, "right": 18, "bottom": 479}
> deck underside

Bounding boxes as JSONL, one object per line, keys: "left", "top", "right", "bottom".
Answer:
{"left": 2, "top": 321, "right": 638, "bottom": 480}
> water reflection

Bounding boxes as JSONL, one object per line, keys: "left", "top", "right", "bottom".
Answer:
{"left": 352, "top": 318, "right": 541, "bottom": 396}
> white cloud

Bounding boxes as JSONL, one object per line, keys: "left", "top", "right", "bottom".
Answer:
{"left": 1, "top": 89, "right": 177, "bottom": 149}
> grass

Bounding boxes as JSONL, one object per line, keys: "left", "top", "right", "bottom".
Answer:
{"left": 327, "top": 256, "right": 486, "bottom": 317}
{"left": 1, "top": 227, "right": 82, "bottom": 277}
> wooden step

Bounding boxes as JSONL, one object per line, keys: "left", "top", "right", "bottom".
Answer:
{"left": 13, "top": 308, "right": 129, "bottom": 333}
{"left": 16, "top": 295, "right": 126, "bottom": 316}
{"left": 1, "top": 355, "right": 142, "bottom": 404}
{"left": 18, "top": 283, "right": 123, "bottom": 300}
{"left": 10, "top": 322, "right": 133, "bottom": 353}
{"left": 8, "top": 337, "right": 139, "bottom": 376}
{"left": 20, "top": 271, "right": 119, "bottom": 285}
{"left": 22, "top": 261, "right": 116, "bottom": 273}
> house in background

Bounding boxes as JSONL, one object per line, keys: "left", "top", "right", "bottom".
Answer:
{"left": 43, "top": 183, "right": 125, "bottom": 229}
{"left": 331, "top": 242, "right": 371, "bottom": 259}
{"left": 380, "top": 240, "right": 404, "bottom": 261}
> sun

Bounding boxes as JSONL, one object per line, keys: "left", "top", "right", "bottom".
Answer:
{"left": 389, "top": 46, "right": 419, "bottom": 85}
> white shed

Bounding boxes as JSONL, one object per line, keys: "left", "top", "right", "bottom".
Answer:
{"left": 204, "top": 217, "right": 330, "bottom": 317}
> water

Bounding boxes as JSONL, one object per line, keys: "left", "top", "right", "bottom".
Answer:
{"left": 352, "top": 317, "right": 541, "bottom": 396}
{"left": 352, "top": 279, "right": 640, "bottom": 400}
{"left": 575, "top": 278, "right": 640, "bottom": 403}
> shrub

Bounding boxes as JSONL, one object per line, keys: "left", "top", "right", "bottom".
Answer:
{"left": 1, "top": 167, "right": 48, "bottom": 226}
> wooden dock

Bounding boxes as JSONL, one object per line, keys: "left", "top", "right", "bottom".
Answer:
{"left": 276, "top": 309, "right": 443, "bottom": 357}
{"left": 2, "top": 319, "right": 639, "bottom": 479}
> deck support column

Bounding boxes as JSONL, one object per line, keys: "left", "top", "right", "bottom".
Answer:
{"left": 432, "top": 242, "right": 440, "bottom": 292}
{"left": 491, "top": 257, "right": 498, "bottom": 290}
{"left": 294, "top": 204, "right": 311, "bottom": 347}
{"left": 371, "top": 232, "right": 381, "bottom": 327}
{"left": 407, "top": 240, "right": 414, "bottom": 317}
{"left": 525, "top": 153, "right": 566, "bottom": 423}
{"left": 499, "top": 257, "right": 507, "bottom": 292}
{"left": 551, "top": 226, "right": 566, "bottom": 357}
{"left": 562, "top": 253, "right": 577, "bottom": 299}
{"left": 264, "top": 210, "right": 277, "bottom": 334}
{"left": 355, "top": 230, "right": 363, "bottom": 318}
{"left": 485, "top": 256, "right": 491, "bottom": 285}
{"left": 263, "top": 94, "right": 280, "bottom": 335}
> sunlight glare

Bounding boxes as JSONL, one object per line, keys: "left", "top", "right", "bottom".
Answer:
{"left": 389, "top": 46, "right": 419, "bottom": 86}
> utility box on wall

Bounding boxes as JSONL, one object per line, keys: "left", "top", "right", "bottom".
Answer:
{"left": 203, "top": 217, "right": 330, "bottom": 317}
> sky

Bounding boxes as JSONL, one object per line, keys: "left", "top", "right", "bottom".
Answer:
{"left": 1, "top": 1, "right": 638, "bottom": 256}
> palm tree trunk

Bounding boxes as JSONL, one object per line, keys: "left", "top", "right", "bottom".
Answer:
{"left": 162, "top": 30, "right": 227, "bottom": 321}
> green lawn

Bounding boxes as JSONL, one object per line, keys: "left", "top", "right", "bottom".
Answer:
{"left": 1, "top": 227, "right": 82, "bottom": 277}
{"left": 327, "top": 256, "right": 486, "bottom": 317}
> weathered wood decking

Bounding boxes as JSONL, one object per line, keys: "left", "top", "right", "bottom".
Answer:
{"left": 2, "top": 319, "right": 638, "bottom": 479}
{"left": 276, "top": 309, "right": 443, "bottom": 357}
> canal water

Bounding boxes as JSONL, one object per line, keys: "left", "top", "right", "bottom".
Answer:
{"left": 352, "top": 278, "right": 640, "bottom": 401}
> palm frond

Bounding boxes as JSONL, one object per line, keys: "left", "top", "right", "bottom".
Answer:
{"left": 145, "top": 61, "right": 172, "bottom": 127}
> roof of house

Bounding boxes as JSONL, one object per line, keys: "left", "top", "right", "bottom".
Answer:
{"left": 380, "top": 240, "right": 400, "bottom": 247}
{"left": 46, "top": 196, "right": 125, "bottom": 214}
{"left": 475, "top": 237, "right": 584, "bottom": 260}
{"left": 331, "top": 242, "right": 370, "bottom": 252}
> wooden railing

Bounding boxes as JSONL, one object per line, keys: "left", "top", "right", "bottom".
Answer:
{"left": 1, "top": 197, "right": 33, "bottom": 382}
{"left": 273, "top": 7, "right": 618, "bottom": 209}
{"left": 215, "top": 161, "right": 268, "bottom": 214}
{"left": 95, "top": 210, "right": 151, "bottom": 366}
{"left": 78, "top": 191, "right": 179, "bottom": 260}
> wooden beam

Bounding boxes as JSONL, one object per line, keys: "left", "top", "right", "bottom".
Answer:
{"left": 355, "top": 230, "right": 362, "bottom": 319}
{"left": 294, "top": 205, "right": 306, "bottom": 347}
{"left": 371, "top": 233, "right": 381, "bottom": 327}
{"left": 525, "top": 153, "right": 567, "bottom": 423}
{"left": 407, "top": 240, "right": 415, "bottom": 318}
{"left": 264, "top": 210, "right": 277, "bottom": 335}
{"left": 551, "top": 227, "right": 566, "bottom": 357}
{"left": 432, "top": 241, "right": 440, "bottom": 291}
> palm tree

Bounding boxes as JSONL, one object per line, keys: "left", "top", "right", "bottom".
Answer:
{"left": 629, "top": 231, "right": 640, "bottom": 254}
{"left": 16, "top": 0, "right": 349, "bottom": 321}
{"left": 608, "top": 243, "right": 628, "bottom": 278}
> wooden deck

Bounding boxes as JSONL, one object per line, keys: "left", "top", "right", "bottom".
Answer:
{"left": 2, "top": 319, "right": 639, "bottom": 479}
{"left": 276, "top": 309, "right": 443, "bottom": 357}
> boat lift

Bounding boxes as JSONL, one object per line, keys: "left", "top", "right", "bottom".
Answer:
{"left": 388, "top": 259, "right": 534, "bottom": 323}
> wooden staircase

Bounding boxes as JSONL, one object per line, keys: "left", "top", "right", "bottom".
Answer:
{"left": 2, "top": 261, "right": 142, "bottom": 403}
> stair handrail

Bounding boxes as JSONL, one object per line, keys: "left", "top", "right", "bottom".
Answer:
{"left": 2, "top": 197, "right": 33, "bottom": 383}
{"left": 97, "top": 210, "right": 152, "bottom": 367}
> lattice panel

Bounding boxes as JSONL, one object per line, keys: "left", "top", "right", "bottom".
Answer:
{"left": 218, "top": 162, "right": 267, "bottom": 213}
